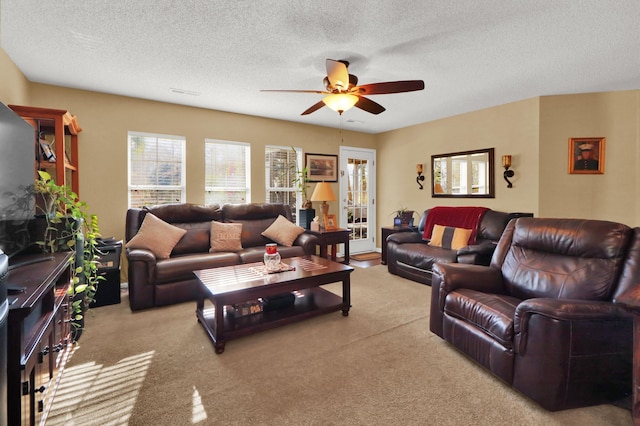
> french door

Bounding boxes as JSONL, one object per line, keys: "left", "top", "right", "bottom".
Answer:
{"left": 339, "top": 147, "right": 376, "bottom": 254}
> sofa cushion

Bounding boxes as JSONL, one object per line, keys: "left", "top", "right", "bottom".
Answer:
{"left": 429, "top": 225, "right": 472, "bottom": 250}
{"left": 261, "top": 215, "right": 305, "bottom": 247}
{"left": 444, "top": 288, "right": 520, "bottom": 348}
{"left": 126, "top": 213, "right": 186, "bottom": 259}
{"left": 171, "top": 221, "right": 213, "bottom": 255}
{"left": 422, "top": 206, "right": 489, "bottom": 244}
{"left": 145, "top": 203, "right": 222, "bottom": 223}
{"left": 210, "top": 221, "right": 243, "bottom": 252}
{"left": 155, "top": 252, "right": 240, "bottom": 283}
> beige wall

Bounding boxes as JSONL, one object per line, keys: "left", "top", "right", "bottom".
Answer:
{"left": 538, "top": 91, "right": 640, "bottom": 225}
{"left": 376, "top": 97, "right": 541, "bottom": 242}
{"left": 24, "top": 84, "right": 375, "bottom": 244}
{"left": 2, "top": 47, "right": 640, "bottom": 257}
{"left": 0, "top": 48, "right": 31, "bottom": 105}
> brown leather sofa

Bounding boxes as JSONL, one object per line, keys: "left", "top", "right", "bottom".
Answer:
{"left": 386, "top": 208, "right": 531, "bottom": 285}
{"left": 430, "top": 217, "right": 640, "bottom": 410}
{"left": 125, "top": 203, "right": 318, "bottom": 311}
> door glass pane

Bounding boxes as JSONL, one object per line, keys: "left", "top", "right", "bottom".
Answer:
{"left": 346, "top": 158, "right": 368, "bottom": 241}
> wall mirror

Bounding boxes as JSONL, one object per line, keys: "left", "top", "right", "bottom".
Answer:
{"left": 431, "top": 148, "right": 495, "bottom": 198}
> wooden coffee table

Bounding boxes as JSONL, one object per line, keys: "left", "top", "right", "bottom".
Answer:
{"left": 194, "top": 255, "right": 354, "bottom": 354}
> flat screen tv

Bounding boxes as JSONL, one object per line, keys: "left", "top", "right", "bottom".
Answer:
{"left": 0, "top": 102, "right": 36, "bottom": 258}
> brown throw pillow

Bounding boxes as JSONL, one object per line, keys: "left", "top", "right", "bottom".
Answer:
{"left": 125, "top": 213, "right": 187, "bottom": 259}
{"left": 428, "top": 224, "right": 472, "bottom": 250}
{"left": 209, "top": 221, "right": 243, "bottom": 252}
{"left": 261, "top": 215, "right": 304, "bottom": 247}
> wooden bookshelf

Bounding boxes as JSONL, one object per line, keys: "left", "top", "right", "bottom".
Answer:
{"left": 9, "top": 105, "right": 82, "bottom": 196}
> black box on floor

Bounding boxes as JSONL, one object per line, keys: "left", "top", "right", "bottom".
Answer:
{"left": 90, "top": 269, "right": 121, "bottom": 308}
{"left": 262, "top": 292, "right": 296, "bottom": 311}
{"left": 90, "top": 238, "right": 122, "bottom": 308}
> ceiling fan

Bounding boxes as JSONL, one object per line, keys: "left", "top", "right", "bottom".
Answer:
{"left": 262, "top": 59, "right": 425, "bottom": 115}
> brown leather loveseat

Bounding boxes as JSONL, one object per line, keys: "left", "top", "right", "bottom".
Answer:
{"left": 125, "top": 203, "right": 318, "bottom": 311}
{"left": 386, "top": 207, "right": 532, "bottom": 285}
{"left": 430, "top": 217, "right": 640, "bottom": 410}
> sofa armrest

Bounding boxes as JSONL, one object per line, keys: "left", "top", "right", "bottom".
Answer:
{"left": 432, "top": 263, "right": 504, "bottom": 311}
{"left": 387, "top": 231, "right": 423, "bottom": 245}
{"left": 514, "top": 298, "right": 631, "bottom": 354}
{"left": 126, "top": 247, "right": 158, "bottom": 311}
{"left": 456, "top": 241, "right": 498, "bottom": 265}
{"left": 294, "top": 232, "right": 319, "bottom": 255}
{"left": 457, "top": 240, "right": 496, "bottom": 256}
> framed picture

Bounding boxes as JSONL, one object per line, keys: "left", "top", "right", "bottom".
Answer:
{"left": 324, "top": 214, "right": 337, "bottom": 230}
{"left": 568, "top": 137, "right": 605, "bottom": 174}
{"left": 39, "top": 139, "right": 56, "bottom": 162}
{"left": 305, "top": 153, "right": 338, "bottom": 182}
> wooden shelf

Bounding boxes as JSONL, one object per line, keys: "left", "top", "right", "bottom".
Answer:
{"left": 9, "top": 105, "right": 82, "bottom": 196}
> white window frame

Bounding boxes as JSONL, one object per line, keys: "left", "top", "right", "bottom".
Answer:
{"left": 204, "top": 139, "right": 251, "bottom": 204}
{"left": 127, "top": 131, "right": 186, "bottom": 208}
{"left": 265, "top": 145, "right": 302, "bottom": 213}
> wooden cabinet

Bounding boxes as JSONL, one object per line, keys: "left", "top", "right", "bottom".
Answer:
{"left": 8, "top": 105, "right": 82, "bottom": 196}
{"left": 6, "top": 252, "right": 73, "bottom": 425}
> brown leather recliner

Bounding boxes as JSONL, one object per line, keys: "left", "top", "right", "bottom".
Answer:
{"left": 430, "top": 217, "right": 640, "bottom": 411}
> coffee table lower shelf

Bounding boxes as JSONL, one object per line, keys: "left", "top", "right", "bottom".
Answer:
{"left": 197, "top": 287, "right": 346, "bottom": 353}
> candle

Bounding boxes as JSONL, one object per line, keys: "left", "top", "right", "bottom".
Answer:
{"left": 416, "top": 164, "right": 423, "bottom": 174}
{"left": 502, "top": 155, "right": 512, "bottom": 168}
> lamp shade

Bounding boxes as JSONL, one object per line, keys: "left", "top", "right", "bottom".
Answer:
{"left": 310, "top": 182, "right": 336, "bottom": 202}
{"left": 322, "top": 94, "right": 358, "bottom": 113}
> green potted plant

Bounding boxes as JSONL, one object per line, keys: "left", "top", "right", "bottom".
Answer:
{"left": 291, "top": 147, "right": 315, "bottom": 228}
{"left": 34, "top": 170, "right": 102, "bottom": 341}
{"left": 393, "top": 207, "right": 417, "bottom": 227}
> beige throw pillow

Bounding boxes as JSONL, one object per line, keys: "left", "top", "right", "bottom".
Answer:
{"left": 209, "top": 221, "right": 243, "bottom": 252}
{"left": 126, "top": 213, "right": 187, "bottom": 259}
{"left": 428, "top": 224, "right": 472, "bottom": 250}
{"left": 261, "top": 215, "right": 304, "bottom": 247}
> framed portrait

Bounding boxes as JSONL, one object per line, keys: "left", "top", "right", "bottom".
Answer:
{"left": 305, "top": 153, "right": 338, "bottom": 182}
{"left": 39, "top": 139, "right": 56, "bottom": 162}
{"left": 324, "top": 214, "right": 338, "bottom": 230}
{"left": 568, "top": 137, "right": 605, "bottom": 174}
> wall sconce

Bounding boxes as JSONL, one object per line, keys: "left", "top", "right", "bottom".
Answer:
{"left": 502, "top": 155, "right": 515, "bottom": 188}
{"left": 416, "top": 164, "right": 425, "bottom": 190}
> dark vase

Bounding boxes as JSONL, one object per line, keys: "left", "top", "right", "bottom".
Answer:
{"left": 400, "top": 211, "right": 414, "bottom": 226}
{"left": 299, "top": 208, "right": 316, "bottom": 229}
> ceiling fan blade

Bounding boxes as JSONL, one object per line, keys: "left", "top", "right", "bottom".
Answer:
{"left": 261, "top": 89, "right": 328, "bottom": 94}
{"left": 354, "top": 96, "right": 386, "bottom": 115}
{"left": 326, "top": 59, "right": 350, "bottom": 92}
{"left": 354, "top": 80, "right": 425, "bottom": 95}
{"left": 301, "top": 100, "right": 326, "bottom": 115}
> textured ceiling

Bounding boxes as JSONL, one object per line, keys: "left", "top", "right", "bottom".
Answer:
{"left": 2, "top": 1, "right": 640, "bottom": 134}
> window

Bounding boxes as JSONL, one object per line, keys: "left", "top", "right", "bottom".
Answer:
{"left": 265, "top": 146, "right": 300, "bottom": 219}
{"left": 205, "top": 139, "right": 251, "bottom": 204}
{"left": 128, "top": 132, "right": 185, "bottom": 208}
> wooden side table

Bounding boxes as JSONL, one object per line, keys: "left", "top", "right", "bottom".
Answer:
{"left": 381, "top": 226, "right": 416, "bottom": 264}
{"left": 305, "top": 228, "right": 351, "bottom": 264}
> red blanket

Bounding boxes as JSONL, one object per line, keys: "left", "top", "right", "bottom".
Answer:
{"left": 422, "top": 206, "right": 489, "bottom": 244}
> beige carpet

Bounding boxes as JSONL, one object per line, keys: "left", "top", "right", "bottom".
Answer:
{"left": 46, "top": 265, "right": 631, "bottom": 426}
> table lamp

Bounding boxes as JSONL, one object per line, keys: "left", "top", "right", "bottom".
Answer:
{"left": 310, "top": 181, "right": 336, "bottom": 230}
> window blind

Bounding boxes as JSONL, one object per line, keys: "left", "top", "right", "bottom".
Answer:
{"left": 205, "top": 139, "right": 251, "bottom": 204}
{"left": 128, "top": 132, "right": 185, "bottom": 208}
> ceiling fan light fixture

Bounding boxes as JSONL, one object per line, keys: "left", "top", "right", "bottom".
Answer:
{"left": 322, "top": 94, "right": 358, "bottom": 114}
